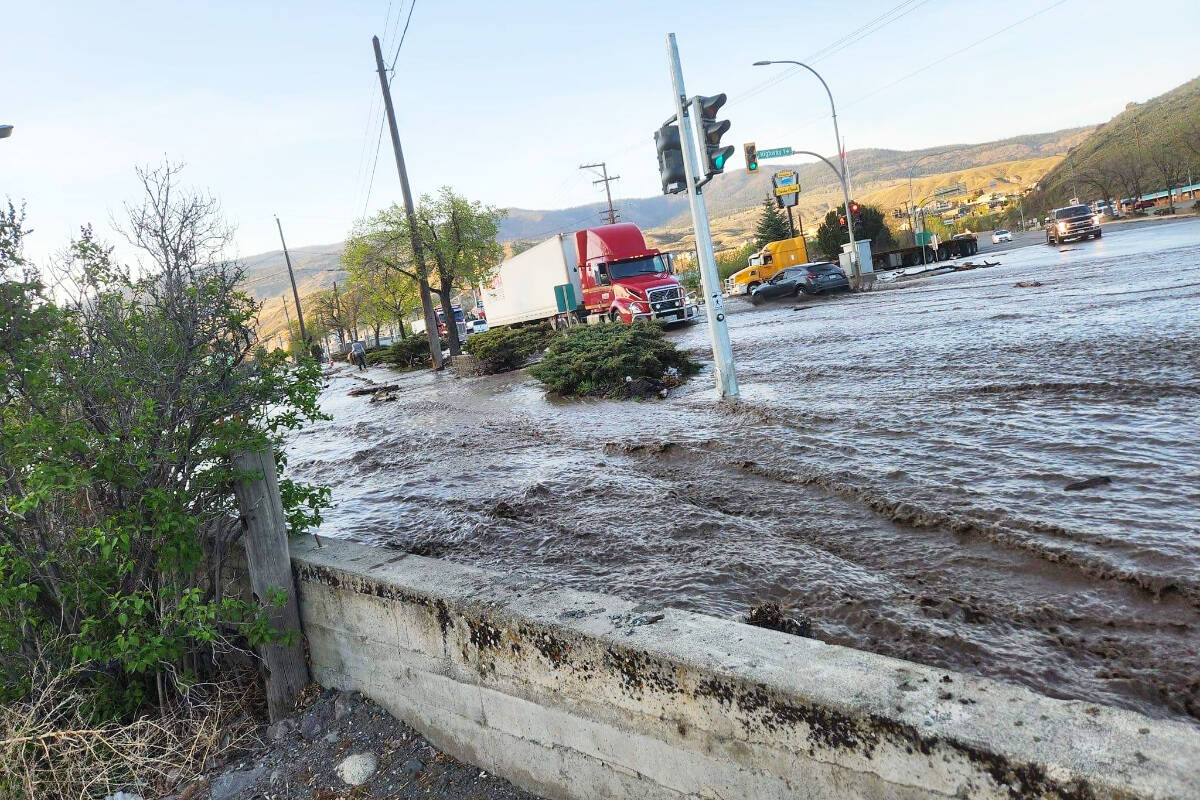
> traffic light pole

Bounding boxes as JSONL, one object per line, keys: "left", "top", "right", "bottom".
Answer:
{"left": 666, "top": 33, "right": 738, "bottom": 399}
{"left": 372, "top": 35, "right": 443, "bottom": 370}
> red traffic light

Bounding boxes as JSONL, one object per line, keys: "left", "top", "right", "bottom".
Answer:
{"left": 849, "top": 201, "right": 861, "bottom": 215}
{"left": 838, "top": 215, "right": 847, "bottom": 228}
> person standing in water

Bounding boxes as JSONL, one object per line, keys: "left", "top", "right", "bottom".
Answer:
{"left": 350, "top": 340, "right": 366, "bottom": 371}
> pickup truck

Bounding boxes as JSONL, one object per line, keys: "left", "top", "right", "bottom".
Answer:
{"left": 1046, "top": 204, "right": 1101, "bottom": 245}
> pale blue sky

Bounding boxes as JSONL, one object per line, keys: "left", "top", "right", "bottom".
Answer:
{"left": 3, "top": 0, "right": 1197, "bottom": 262}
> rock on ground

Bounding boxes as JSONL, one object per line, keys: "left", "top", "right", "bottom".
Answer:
{"left": 336, "top": 752, "right": 378, "bottom": 785}
{"left": 166, "top": 687, "right": 543, "bottom": 800}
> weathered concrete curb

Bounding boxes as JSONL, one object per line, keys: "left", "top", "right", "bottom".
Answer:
{"left": 291, "top": 538, "right": 1200, "bottom": 800}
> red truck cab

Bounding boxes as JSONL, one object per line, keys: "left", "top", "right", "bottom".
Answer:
{"left": 574, "top": 223, "right": 698, "bottom": 324}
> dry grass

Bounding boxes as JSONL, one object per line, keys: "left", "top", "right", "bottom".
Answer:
{"left": 0, "top": 662, "right": 264, "bottom": 800}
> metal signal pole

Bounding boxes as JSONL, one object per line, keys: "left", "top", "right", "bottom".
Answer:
{"left": 580, "top": 162, "right": 620, "bottom": 224}
{"left": 667, "top": 33, "right": 738, "bottom": 399}
{"left": 372, "top": 35, "right": 443, "bottom": 369}
{"left": 275, "top": 216, "right": 307, "bottom": 345}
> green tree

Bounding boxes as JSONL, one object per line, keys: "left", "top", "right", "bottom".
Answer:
{"left": 344, "top": 189, "right": 505, "bottom": 357}
{"left": 342, "top": 231, "right": 421, "bottom": 342}
{"left": 753, "top": 194, "right": 791, "bottom": 248}
{"left": 0, "top": 165, "right": 328, "bottom": 713}
{"left": 815, "top": 202, "right": 897, "bottom": 259}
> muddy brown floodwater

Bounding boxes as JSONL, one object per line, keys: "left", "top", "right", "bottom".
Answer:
{"left": 288, "top": 218, "right": 1200, "bottom": 725}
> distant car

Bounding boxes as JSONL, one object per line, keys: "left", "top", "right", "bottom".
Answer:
{"left": 749, "top": 262, "right": 848, "bottom": 304}
{"left": 991, "top": 229, "right": 1013, "bottom": 244}
{"left": 466, "top": 319, "right": 489, "bottom": 335}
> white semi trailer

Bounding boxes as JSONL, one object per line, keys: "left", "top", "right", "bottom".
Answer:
{"left": 480, "top": 234, "right": 584, "bottom": 329}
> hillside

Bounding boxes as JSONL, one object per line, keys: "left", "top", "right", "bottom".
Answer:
{"left": 1027, "top": 75, "right": 1200, "bottom": 212}
{"left": 498, "top": 126, "right": 1092, "bottom": 243}
{"left": 241, "top": 241, "right": 345, "bottom": 349}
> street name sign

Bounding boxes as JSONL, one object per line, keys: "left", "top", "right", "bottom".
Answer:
{"left": 758, "top": 146, "right": 793, "bottom": 160}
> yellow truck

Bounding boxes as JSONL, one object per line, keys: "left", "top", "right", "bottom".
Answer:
{"left": 723, "top": 235, "right": 809, "bottom": 295}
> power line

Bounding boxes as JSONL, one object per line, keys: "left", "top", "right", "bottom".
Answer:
{"left": 553, "top": 0, "right": 937, "bottom": 190}
{"left": 362, "top": 120, "right": 387, "bottom": 216}
{"left": 389, "top": 0, "right": 418, "bottom": 72}
{"left": 844, "top": 0, "right": 1071, "bottom": 110}
{"left": 776, "top": 0, "right": 1074, "bottom": 144}
{"left": 361, "top": 0, "right": 419, "bottom": 218}
{"left": 731, "top": 0, "right": 933, "bottom": 107}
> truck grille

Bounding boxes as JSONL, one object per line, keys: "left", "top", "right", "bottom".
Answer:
{"left": 647, "top": 285, "right": 684, "bottom": 316}
{"left": 1060, "top": 215, "right": 1097, "bottom": 234}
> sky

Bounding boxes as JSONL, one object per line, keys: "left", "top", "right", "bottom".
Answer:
{"left": 3, "top": 0, "right": 1198, "bottom": 264}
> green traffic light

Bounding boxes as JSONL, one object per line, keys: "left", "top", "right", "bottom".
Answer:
{"left": 749, "top": 163, "right": 757, "bottom": 171}
{"left": 715, "top": 155, "right": 726, "bottom": 169}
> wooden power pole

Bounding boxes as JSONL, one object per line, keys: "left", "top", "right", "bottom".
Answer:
{"left": 275, "top": 216, "right": 307, "bottom": 345}
{"left": 581, "top": 162, "right": 620, "bottom": 224}
{"left": 372, "top": 35, "right": 443, "bottom": 369}
{"left": 231, "top": 448, "right": 309, "bottom": 721}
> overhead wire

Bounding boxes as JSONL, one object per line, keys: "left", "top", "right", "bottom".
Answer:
{"left": 360, "top": 0, "right": 419, "bottom": 218}
{"left": 768, "top": 0, "right": 1074, "bottom": 151}
{"left": 389, "top": 0, "right": 418, "bottom": 72}
{"left": 564, "top": 0, "right": 938, "bottom": 199}
{"left": 730, "top": 0, "right": 933, "bottom": 108}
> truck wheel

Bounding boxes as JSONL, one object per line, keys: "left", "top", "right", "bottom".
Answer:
{"left": 746, "top": 281, "right": 760, "bottom": 293}
{"left": 1095, "top": 230, "right": 1102, "bottom": 239}
{"left": 608, "top": 308, "right": 621, "bottom": 323}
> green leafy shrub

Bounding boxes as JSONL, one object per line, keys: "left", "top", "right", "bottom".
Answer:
{"left": 463, "top": 323, "right": 553, "bottom": 373}
{"left": 0, "top": 167, "right": 328, "bottom": 716}
{"left": 530, "top": 322, "right": 699, "bottom": 398}
{"left": 368, "top": 335, "right": 444, "bottom": 369}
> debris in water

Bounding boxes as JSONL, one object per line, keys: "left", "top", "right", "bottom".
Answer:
{"left": 348, "top": 384, "right": 400, "bottom": 397}
{"left": 746, "top": 602, "right": 813, "bottom": 638}
{"left": 1014, "top": 281, "right": 1044, "bottom": 288}
{"left": 1064, "top": 476, "right": 1113, "bottom": 491}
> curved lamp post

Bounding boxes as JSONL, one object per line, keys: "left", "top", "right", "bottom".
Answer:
{"left": 752, "top": 60, "right": 857, "bottom": 279}
{"left": 0, "top": 125, "right": 13, "bottom": 139}
{"left": 908, "top": 152, "right": 945, "bottom": 265}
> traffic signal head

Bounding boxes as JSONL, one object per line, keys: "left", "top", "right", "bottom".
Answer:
{"left": 838, "top": 215, "right": 847, "bottom": 229}
{"left": 654, "top": 123, "right": 686, "bottom": 195}
{"left": 849, "top": 200, "right": 861, "bottom": 216}
{"left": 696, "top": 94, "right": 734, "bottom": 178}
{"left": 744, "top": 142, "right": 758, "bottom": 174}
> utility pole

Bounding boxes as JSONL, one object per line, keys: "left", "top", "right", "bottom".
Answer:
{"left": 667, "top": 33, "right": 737, "bottom": 399}
{"left": 281, "top": 294, "right": 293, "bottom": 349}
{"left": 275, "top": 216, "right": 307, "bottom": 346}
{"left": 231, "top": 447, "right": 310, "bottom": 721}
{"left": 580, "top": 162, "right": 620, "bottom": 224}
{"left": 372, "top": 35, "right": 443, "bottom": 370}
{"left": 333, "top": 280, "right": 346, "bottom": 346}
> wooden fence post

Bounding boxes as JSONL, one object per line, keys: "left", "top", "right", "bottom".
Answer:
{"left": 232, "top": 447, "right": 310, "bottom": 721}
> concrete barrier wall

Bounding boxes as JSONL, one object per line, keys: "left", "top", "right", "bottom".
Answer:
{"left": 291, "top": 538, "right": 1199, "bottom": 800}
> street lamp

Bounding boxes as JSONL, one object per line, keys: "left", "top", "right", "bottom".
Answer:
{"left": 908, "top": 152, "right": 945, "bottom": 266}
{"left": 0, "top": 125, "right": 13, "bottom": 139}
{"left": 753, "top": 59, "right": 857, "bottom": 280}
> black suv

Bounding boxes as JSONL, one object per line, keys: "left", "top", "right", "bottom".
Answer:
{"left": 1046, "top": 204, "right": 1101, "bottom": 245}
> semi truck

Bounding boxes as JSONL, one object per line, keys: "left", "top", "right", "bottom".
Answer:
{"left": 870, "top": 232, "right": 979, "bottom": 271}
{"left": 724, "top": 235, "right": 809, "bottom": 295}
{"left": 481, "top": 223, "right": 698, "bottom": 329}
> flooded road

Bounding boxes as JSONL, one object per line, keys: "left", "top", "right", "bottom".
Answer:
{"left": 288, "top": 217, "right": 1200, "bottom": 725}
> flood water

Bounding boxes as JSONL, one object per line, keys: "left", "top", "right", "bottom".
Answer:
{"left": 287, "top": 218, "right": 1200, "bottom": 725}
